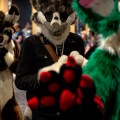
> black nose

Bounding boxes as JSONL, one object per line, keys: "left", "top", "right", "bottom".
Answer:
{"left": 54, "top": 16, "right": 58, "bottom": 20}
{"left": 0, "top": 36, "right": 3, "bottom": 43}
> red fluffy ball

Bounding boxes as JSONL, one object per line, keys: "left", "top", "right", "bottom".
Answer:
{"left": 39, "top": 71, "right": 51, "bottom": 83}
{"left": 48, "top": 83, "right": 60, "bottom": 93}
{"left": 76, "top": 88, "right": 83, "bottom": 104}
{"left": 59, "top": 89, "right": 76, "bottom": 111}
{"left": 40, "top": 96, "right": 56, "bottom": 107}
{"left": 94, "top": 95, "right": 104, "bottom": 109}
{"left": 66, "top": 56, "right": 76, "bottom": 67}
{"left": 27, "top": 96, "right": 39, "bottom": 110}
{"left": 63, "top": 70, "right": 75, "bottom": 83}
{"left": 79, "top": 74, "right": 93, "bottom": 88}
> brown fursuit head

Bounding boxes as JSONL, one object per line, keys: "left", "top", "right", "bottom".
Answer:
{"left": 0, "top": 4, "right": 22, "bottom": 120}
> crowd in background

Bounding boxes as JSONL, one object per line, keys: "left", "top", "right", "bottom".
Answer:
{"left": 75, "top": 19, "right": 100, "bottom": 59}
{"left": 12, "top": 22, "right": 32, "bottom": 47}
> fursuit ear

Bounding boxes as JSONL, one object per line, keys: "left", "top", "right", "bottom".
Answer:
{"left": 5, "top": 4, "right": 20, "bottom": 24}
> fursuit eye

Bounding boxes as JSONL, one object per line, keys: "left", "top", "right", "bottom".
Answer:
{"left": 60, "top": 12, "right": 69, "bottom": 22}
{"left": 44, "top": 12, "right": 53, "bottom": 22}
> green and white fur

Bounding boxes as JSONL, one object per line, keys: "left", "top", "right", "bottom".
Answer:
{"left": 72, "top": 0, "right": 120, "bottom": 119}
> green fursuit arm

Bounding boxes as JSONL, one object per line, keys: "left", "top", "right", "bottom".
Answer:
{"left": 83, "top": 49, "right": 120, "bottom": 120}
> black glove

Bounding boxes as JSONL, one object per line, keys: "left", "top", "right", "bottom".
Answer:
{"left": 0, "top": 47, "right": 8, "bottom": 58}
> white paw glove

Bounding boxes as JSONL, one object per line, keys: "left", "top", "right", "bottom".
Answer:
{"left": 38, "top": 55, "right": 68, "bottom": 81}
{"left": 70, "top": 51, "right": 88, "bottom": 67}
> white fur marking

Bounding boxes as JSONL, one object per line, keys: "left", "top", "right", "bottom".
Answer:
{"left": 38, "top": 11, "right": 47, "bottom": 24}
{"left": 24, "top": 106, "right": 32, "bottom": 120}
{"left": 4, "top": 52, "right": 14, "bottom": 67}
{"left": 50, "top": 12, "right": 61, "bottom": 26}
{"left": 0, "top": 69, "right": 13, "bottom": 110}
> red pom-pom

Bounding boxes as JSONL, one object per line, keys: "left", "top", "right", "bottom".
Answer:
{"left": 48, "top": 83, "right": 60, "bottom": 93}
{"left": 94, "top": 95, "right": 104, "bottom": 109}
{"left": 59, "top": 89, "right": 76, "bottom": 111}
{"left": 27, "top": 96, "right": 39, "bottom": 110}
{"left": 66, "top": 56, "right": 76, "bottom": 67}
{"left": 76, "top": 88, "right": 83, "bottom": 104}
{"left": 79, "top": 74, "right": 93, "bottom": 88}
{"left": 39, "top": 71, "right": 51, "bottom": 83}
{"left": 40, "top": 96, "right": 56, "bottom": 106}
{"left": 63, "top": 70, "right": 75, "bottom": 83}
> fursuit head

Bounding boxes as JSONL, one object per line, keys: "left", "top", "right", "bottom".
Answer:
{"left": 72, "top": 0, "right": 120, "bottom": 119}
{"left": 0, "top": 4, "right": 22, "bottom": 120}
{"left": 30, "top": 0, "right": 76, "bottom": 45}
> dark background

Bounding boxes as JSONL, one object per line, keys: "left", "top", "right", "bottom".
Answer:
{"left": 12, "top": 0, "right": 32, "bottom": 29}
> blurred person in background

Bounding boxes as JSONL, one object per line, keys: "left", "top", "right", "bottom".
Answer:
{"left": 12, "top": 23, "right": 23, "bottom": 47}
{"left": 85, "top": 30, "right": 101, "bottom": 59}
{"left": 88, "top": 30, "right": 96, "bottom": 45}
{"left": 22, "top": 22, "right": 32, "bottom": 39}
{"left": 81, "top": 30, "right": 92, "bottom": 54}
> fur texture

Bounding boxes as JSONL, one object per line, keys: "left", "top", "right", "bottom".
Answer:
{"left": 24, "top": 50, "right": 87, "bottom": 120}
{"left": 30, "top": 0, "right": 73, "bottom": 12}
{"left": 99, "top": 30, "right": 120, "bottom": 57}
{"left": 27, "top": 56, "right": 104, "bottom": 120}
{"left": 79, "top": 0, "right": 114, "bottom": 17}
{"left": 72, "top": 0, "right": 120, "bottom": 38}
{"left": 83, "top": 49, "right": 120, "bottom": 120}
{"left": 0, "top": 4, "right": 22, "bottom": 120}
{"left": 72, "top": 0, "right": 120, "bottom": 119}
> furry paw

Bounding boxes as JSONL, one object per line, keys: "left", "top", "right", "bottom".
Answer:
{"left": 38, "top": 55, "right": 67, "bottom": 81}
{"left": 70, "top": 51, "right": 88, "bottom": 67}
{"left": 31, "top": 71, "right": 60, "bottom": 111}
